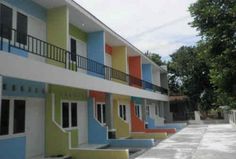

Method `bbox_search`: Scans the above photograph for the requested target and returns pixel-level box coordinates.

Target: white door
[26,98,45,159]
[77,102,88,144]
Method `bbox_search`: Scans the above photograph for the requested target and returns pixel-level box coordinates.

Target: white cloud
[75,0,199,57]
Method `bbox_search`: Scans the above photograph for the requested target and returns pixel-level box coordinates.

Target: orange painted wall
[130,102,145,132]
[89,91,105,102]
[105,44,112,55]
[128,56,142,87]
[130,101,176,134]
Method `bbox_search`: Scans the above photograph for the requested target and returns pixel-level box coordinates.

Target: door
[26,98,45,158]
[77,102,88,144]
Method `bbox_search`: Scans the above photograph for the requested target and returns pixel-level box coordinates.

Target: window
[16,12,27,45]
[146,106,150,116]
[135,104,142,119]
[0,4,13,40]
[96,103,106,124]
[0,99,26,136]
[62,102,77,129]
[13,100,25,134]
[0,99,10,135]
[70,38,77,61]
[119,105,126,120]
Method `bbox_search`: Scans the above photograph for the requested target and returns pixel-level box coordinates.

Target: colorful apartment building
[0,0,173,159]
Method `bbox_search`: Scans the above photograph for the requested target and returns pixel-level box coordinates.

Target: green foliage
[168,45,214,112]
[189,0,236,109]
[145,50,165,66]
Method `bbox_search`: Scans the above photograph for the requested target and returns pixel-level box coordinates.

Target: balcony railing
[0,24,168,95]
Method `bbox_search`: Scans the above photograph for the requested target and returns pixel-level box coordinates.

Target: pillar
[105,93,113,129]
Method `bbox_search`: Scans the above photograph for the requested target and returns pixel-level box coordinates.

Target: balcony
[0,25,168,95]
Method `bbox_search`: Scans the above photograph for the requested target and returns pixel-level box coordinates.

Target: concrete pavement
[135,124,236,159]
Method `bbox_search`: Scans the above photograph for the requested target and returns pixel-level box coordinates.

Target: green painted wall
[130,132,167,140]
[69,24,88,43]
[45,85,87,156]
[47,6,68,67]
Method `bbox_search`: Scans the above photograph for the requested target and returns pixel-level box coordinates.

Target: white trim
[95,102,106,124]
[134,104,142,120]
[60,100,79,129]
[0,97,26,138]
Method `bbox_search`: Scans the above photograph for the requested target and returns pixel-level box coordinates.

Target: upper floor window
[0,4,13,40]
[70,38,77,61]
[135,104,142,120]
[119,105,126,120]
[0,99,25,136]
[16,12,27,45]
[96,103,106,124]
[62,102,78,129]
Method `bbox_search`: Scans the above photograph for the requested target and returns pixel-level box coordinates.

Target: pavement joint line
[190,125,209,159]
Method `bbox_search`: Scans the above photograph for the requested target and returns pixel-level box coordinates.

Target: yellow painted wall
[113,99,130,138]
[112,46,128,84]
[47,6,68,67]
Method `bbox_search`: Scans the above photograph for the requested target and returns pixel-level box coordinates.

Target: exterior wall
[47,6,68,67]
[152,69,161,86]
[130,101,145,132]
[88,98,108,144]
[112,46,128,84]
[142,64,152,83]
[69,24,88,43]
[45,85,87,155]
[128,56,141,79]
[109,139,154,148]
[1,0,46,58]
[130,132,167,140]
[3,0,47,21]
[161,73,168,89]
[0,137,26,159]
[2,77,45,98]
[113,99,130,138]
[87,31,105,78]
[128,56,142,87]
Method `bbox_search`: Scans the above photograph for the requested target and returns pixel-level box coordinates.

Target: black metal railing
[0,24,168,95]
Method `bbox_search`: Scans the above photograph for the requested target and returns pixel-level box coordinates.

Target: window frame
[0,3,13,40]
[146,105,150,117]
[16,11,28,45]
[95,102,106,124]
[61,101,78,130]
[135,104,142,120]
[0,98,26,138]
[119,104,127,121]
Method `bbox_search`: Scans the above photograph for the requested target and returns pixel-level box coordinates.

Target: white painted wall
[149,104,156,119]
[152,69,161,86]
[25,98,45,159]
[28,17,46,62]
[105,53,112,67]
[77,101,88,144]
[0,52,169,101]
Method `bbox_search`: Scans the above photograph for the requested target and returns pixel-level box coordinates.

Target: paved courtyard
[136,124,236,159]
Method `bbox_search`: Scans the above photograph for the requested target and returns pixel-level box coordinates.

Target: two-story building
[0,0,172,159]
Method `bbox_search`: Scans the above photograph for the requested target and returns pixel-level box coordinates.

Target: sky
[75,0,200,61]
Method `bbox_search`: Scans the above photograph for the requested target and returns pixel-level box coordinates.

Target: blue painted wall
[2,76,45,98]
[109,138,154,148]
[87,98,109,144]
[142,64,153,89]
[3,0,47,21]
[146,116,155,129]
[0,136,26,159]
[87,31,105,78]
[1,42,28,57]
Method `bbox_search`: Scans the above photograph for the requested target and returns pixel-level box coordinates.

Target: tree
[168,45,214,112]
[189,0,236,109]
[145,50,165,66]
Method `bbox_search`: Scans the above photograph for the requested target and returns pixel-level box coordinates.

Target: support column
[105,93,113,129]
[142,99,147,121]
